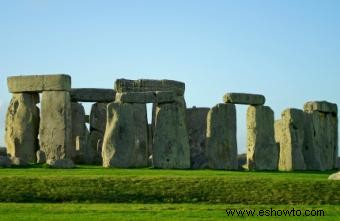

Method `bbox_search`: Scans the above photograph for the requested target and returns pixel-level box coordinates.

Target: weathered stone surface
[70,88,115,102]
[39,91,72,161]
[36,150,46,164]
[90,103,108,133]
[247,105,278,170]
[237,154,247,170]
[5,93,39,163]
[303,107,338,171]
[186,107,209,169]
[276,109,306,171]
[88,130,103,165]
[147,124,153,166]
[85,115,90,123]
[115,79,185,96]
[0,147,7,156]
[7,74,71,93]
[223,93,265,105]
[328,171,340,180]
[153,96,190,169]
[206,103,237,170]
[47,159,75,168]
[71,102,91,163]
[11,156,28,166]
[337,157,340,169]
[115,91,176,103]
[304,101,337,114]
[0,156,11,167]
[102,103,148,168]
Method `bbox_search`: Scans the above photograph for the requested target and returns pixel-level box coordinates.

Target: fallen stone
[47,159,75,168]
[90,103,108,133]
[186,107,209,169]
[0,147,7,156]
[70,88,116,102]
[276,109,306,171]
[102,102,148,168]
[0,156,11,167]
[206,103,238,170]
[7,74,71,93]
[115,91,176,103]
[247,105,278,170]
[223,93,265,105]
[36,150,46,164]
[328,171,340,180]
[39,91,72,161]
[115,79,185,96]
[153,96,190,169]
[5,93,39,163]
[304,101,337,114]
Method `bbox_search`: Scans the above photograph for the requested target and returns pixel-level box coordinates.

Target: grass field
[0,166,339,220]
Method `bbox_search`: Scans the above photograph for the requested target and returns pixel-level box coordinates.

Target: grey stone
[85,115,90,123]
[115,91,176,103]
[247,105,278,170]
[0,147,7,156]
[47,159,75,168]
[88,130,104,165]
[39,91,72,161]
[90,103,108,133]
[115,79,185,96]
[328,171,340,180]
[153,96,190,169]
[7,74,71,93]
[304,101,337,114]
[102,102,148,168]
[36,150,46,164]
[337,157,340,169]
[276,109,306,171]
[223,93,265,105]
[206,103,238,170]
[0,156,11,167]
[147,124,153,166]
[237,153,247,170]
[186,107,209,169]
[5,93,39,163]
[70,88,116,102]
[11,156,28,166]
[303,107,338,171]
[71,102,90,163]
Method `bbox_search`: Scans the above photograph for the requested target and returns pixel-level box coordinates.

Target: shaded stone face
[102,102,148,168]
[115,91,176,104]
[39,91,72,161]
[5,93,39,163]
[90,103,108,133]
[247,105,278,171]
[152,97,190,169]
[186,107,209,169]
[276,109,306,171]
[223,93,265,105]
[206,103,237,170]
[70,88,116,102]
[114,79,185,96]
[7,74,71,93]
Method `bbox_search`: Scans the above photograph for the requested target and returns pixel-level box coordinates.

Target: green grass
[0,166,338,205]
[0,203,339,220]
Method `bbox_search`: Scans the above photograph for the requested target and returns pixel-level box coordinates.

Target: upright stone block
[102,103,148,168]
[206,103,237,170]
[247,105,278,170]
[39,91,72,161]
[153,96,190,169]
[186,107,209,169]
[223,93,265,105]
[7,74,71,93]
[303,101,338,170]
[5,93,39,163]
[276,109,306,171]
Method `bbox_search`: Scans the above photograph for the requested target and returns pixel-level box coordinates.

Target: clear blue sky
[1,0,339,153]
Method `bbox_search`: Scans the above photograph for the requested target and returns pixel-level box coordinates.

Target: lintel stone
[115,91,176,103]
[303,101,337,114]
[223,93,265,105]
[70,88,116,102]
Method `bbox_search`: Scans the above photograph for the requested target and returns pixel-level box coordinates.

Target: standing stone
[36,150,46,164]
[153,96,190,169]
[303,101,338,170]
[276,109,306,171]
[5,93,39,163]
[71,102,91,163]
[186,107,209,169]
[206,103,237,170]
[102,103,148,168]
[89,102,108,164]
[39,91,72,161]
[247,105,278,170]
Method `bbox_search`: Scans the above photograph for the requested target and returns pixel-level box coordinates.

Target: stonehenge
[2,74,338,171]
